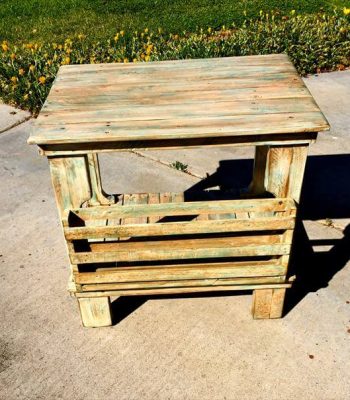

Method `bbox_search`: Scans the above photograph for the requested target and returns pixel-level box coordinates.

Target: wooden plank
[122,193,149,225]
[30,112,329,145]
[43,86,312,110]
[71,243,291,264]
[54,67,300,87]
[75,260,285,284]
[147,193,160,223]
[71,197,295,220]
[57,56,295,78]
[46,73,302,94]
[58,54,293,74]
[39,98,320,126]
[74,282,292,298]
[77,297,112,327]
[80,276,284,292]
[64,217,295,240]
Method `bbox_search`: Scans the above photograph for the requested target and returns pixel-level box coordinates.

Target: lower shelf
[63,192,297,295]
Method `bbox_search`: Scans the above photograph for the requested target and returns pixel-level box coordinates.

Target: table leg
[78,297,112,328]
[250,144,309,318]
[48,154,113,327]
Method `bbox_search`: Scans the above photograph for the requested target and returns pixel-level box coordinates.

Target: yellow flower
[62,56,70,65]
[344,7,350,15]
[207,27,212,33]
[291,9,296,15]
[1,42,8,52]
[78,34,85,40]
[10,76,18,84]
[23,94,29,101]
[174,34,179,40]
[144,28,149,33]
[10,53,16,60]
[146,44,153,55]
[120,30,124,37]
[38,76,46,84]
[114,33,119,41]
[18,68,25,76]
[46,59,53,66]
[123,58,129,63]
[133,58,137,63]
[145,55,150,62]
[58,44,63,50]
[29,65,35,72]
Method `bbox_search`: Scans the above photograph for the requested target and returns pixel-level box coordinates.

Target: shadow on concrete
[111,154,350,323]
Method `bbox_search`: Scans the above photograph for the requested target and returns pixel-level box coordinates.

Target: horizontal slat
[55,65,298,86]
[29,112,329,145]
[75,260,285,284]
[74,282,293,298]
[39,98,319,125]
[44,86,312,110]
[65,216,295,239]
[71,198,295,221]
[71,244,290,264]
[38,133,318,156]
[46,73,300,94]
[79,276,284,292]
[58,55,293,76]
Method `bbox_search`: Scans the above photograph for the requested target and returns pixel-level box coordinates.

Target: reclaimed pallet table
[28,54,329,327]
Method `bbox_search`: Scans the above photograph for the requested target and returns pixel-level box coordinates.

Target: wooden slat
[71,244,290,264]
[75,260,284,284]
[58,54,293,74]
[80,276,284,292]
[55,66,299,86]
[43,86,312,110]
[64,216,295,240]
[30,112,329,145]
[71,197,295,221]
[38,98,320,128]
[74,282,293,298]
[57,55,295,77]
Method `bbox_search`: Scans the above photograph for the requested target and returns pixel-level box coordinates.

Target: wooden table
[28,54,329,327]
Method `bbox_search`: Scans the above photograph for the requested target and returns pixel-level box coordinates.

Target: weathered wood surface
[65,216,295,239]
[29,54,329,147]
[252,288,286,319]
[74,282,292,298]
[65,193,295,265]
[77,297,112,327]
[68,197,295,220]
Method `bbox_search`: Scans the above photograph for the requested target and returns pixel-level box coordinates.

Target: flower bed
[1,11,349,114]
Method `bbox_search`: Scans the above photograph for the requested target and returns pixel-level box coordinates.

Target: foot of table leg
[77,297,112,327]
[252,288,286,319]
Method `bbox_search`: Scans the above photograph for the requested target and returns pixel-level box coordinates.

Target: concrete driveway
[1,71,350,400]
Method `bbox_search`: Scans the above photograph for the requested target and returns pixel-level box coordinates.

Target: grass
[170,161,189,173]
[0,0,349,44]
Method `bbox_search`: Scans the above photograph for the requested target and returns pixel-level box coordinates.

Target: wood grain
[29,55,329,146]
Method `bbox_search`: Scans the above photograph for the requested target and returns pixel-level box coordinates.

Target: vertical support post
[250,144,309,318]
[48,154,113,327]
[78,297,112,327]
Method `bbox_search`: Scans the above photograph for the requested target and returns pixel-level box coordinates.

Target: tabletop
[28,54,329,147]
